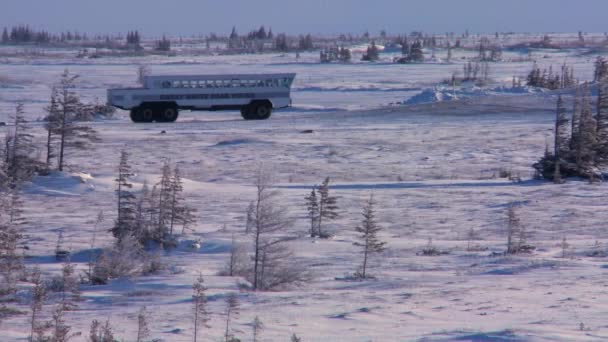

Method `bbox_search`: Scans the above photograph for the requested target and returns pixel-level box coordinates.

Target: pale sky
[1,0,606,36]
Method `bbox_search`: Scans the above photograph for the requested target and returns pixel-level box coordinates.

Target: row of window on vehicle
[156,78,293,89]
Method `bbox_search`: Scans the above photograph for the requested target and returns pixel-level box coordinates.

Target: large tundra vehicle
[107,73,296,122]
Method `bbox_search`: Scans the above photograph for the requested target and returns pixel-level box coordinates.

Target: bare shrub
[247,166,309,290]
[90,236,144,284]
[89,319,115,342]
[219,235,249,277]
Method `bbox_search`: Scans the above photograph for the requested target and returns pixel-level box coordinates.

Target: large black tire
[130,107,144,123]
[140,107,155,123]
[158,107,179,122]
[250,102,272,120]
[240,105,254,120]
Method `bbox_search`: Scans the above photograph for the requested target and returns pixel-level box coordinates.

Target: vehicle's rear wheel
[130,107,144,123]
[159,107,179,122]
[140,107,155,123]
[240,105,254,120]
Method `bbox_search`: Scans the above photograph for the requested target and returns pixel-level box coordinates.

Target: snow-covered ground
[1,40,608,341]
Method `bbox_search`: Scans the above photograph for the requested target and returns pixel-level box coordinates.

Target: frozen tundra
[107,73,296,122]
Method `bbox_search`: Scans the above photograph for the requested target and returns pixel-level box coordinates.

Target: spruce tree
[595,80,608,162]
[44,87,61,170]
[112,150,137,242]
[59,259,80,311]
[304,188,319,237]
[0,190,25,297]
[133,181,152,245]
[169,165,196,236]
[29,267,48,342]
[245,201,255,233]
[192,273,209,342]
[224,292,239,342]
[408,41,424,62]
[577,83,597,174]
[49,304,81,342]
[155,160,172,243]
[571,85,582,152]
[446,42,452,62]
[55,69,99,171]
[317,177,338,238]
[4,104,38,184]
[1,28,9,44]
[224,234,247,277]
[354,194,386,279]
[136,306,150,342]
[89,319,115,342]
[554,96,570,159]
[252,316,263,342]
[506,204,522,254]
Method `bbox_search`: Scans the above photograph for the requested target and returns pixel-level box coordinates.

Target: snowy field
[1,40,608,341]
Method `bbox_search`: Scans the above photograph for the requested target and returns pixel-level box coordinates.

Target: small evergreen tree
[133,181,153,245]
[49,304,81,342]
[550,96,569,183]
[155,35,171,51]
[1,28,9,44]
[224,292,239,342]
[155,159,172,244]
[304,188,319,237]
[577,84,597,174]
[59,259,80,311]
[252,316,263,342]
[223,234,247,277]
[54,69,99,171]
[354,194,386,278]
[595,80,608,162]
[317,177,338,238]
[44,87,61,170]
[362,41,380,62]
[0,190,25,297]
[408,41,425,62]
[4,104,39,184]
[29,267,48,342]
[112,150,137,242]
[136,306,150,342]
[594,57,608,82]
[89,319,115,342]
[169,165,196,236]
[192,273,209,342]
[506,204,521,254]
[446,42,452,62]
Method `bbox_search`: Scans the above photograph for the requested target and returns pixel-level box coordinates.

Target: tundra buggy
[107,73,296,122]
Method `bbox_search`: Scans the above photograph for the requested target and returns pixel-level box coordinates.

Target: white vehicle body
[107,73,296,122]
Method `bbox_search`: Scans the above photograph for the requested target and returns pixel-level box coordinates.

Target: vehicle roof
[145,73,296,81]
